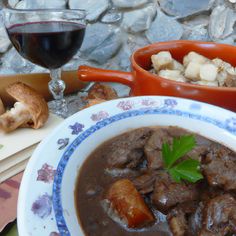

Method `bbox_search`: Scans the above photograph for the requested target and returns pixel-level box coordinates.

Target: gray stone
[101,8,123,23]
[121,4,156,33]
[183,25,210,41]
[117,45,131,71]
[25,0,67,9]
[88,30,122,64]
[112,0,148,8]
[108,83,130,97]
[2,0,236,78]
[209,5,236,40]
[8,0,19,8]
[216,37,235,45]
[0,1,5,8]
[80,23,113,55]
[146,9,183,43]
[158,0,212,18]
[80,23,123,64]
[15,0,27,9]
[63,53,104,71]
[0,26,11,53]
[69,0,109,22]
[127,34,150,51]
[182,14,209,27]
[214,0,235,8]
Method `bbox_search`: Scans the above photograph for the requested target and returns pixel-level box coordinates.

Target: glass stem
[48,68,68,117]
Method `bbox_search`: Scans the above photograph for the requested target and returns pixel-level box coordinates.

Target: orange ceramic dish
[78,40,236,112]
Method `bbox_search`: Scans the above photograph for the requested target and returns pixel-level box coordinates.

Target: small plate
[17,96,236,236]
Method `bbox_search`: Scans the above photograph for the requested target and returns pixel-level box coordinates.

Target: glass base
[48,94,87,119]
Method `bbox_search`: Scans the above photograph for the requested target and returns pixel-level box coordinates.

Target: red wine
[7,21,86,69]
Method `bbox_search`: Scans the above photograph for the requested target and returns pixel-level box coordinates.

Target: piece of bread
[87,83,118,100]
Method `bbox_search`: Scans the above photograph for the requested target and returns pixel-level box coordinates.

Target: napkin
[0,172,23,232]
[0,114,63,183]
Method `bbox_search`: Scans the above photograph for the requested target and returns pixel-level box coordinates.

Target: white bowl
[17,96,236,236]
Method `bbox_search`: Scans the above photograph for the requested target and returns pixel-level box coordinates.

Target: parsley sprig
[162,135,203,183]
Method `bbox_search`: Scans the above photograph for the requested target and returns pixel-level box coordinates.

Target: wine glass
[2,8,86,118]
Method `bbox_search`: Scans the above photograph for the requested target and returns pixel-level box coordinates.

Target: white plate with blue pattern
[17,96,236,236]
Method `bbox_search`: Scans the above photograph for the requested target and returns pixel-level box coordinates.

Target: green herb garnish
[162,135,203,183]
[0,144,3,150]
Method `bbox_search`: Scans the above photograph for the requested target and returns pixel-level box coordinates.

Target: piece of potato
[151,51,184,73]
[217,71,236,87]
[151,51,173,72]
[212,58,236,75]
[172,60,184,72]
[106,179,154,228]
[184,62,201,81]
[216,71,228,86]
[213,58,236,86]
[199,63,218,81]
[151,50,236,88]
[225,74,236,87]
[183,51,208,67]
[158,70,187,82]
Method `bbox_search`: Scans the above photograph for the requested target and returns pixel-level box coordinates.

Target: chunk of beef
[202,144,236,191]
[166,126,190,137]
[199,182,225,202]
[144,129,170,170]
[132,171,158,194]
[107,128,152,168]
[126,148,144,168]
[167,210,186,236]
[152,171,199,213]
[167,202,198,236]
[168,127,211,161]
[200,194,236,235]
[189,185,225,235]
[144,127,211,170]
[188,135,211,161]
[189,203,204,235]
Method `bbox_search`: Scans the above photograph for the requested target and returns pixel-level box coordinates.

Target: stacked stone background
[0,0,236,74]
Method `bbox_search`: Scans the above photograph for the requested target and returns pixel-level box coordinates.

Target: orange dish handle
[78,65,134,87]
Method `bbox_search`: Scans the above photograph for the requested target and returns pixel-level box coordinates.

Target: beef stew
[75,127,236,236]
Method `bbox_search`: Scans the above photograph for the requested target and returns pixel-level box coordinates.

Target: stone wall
[0,0,236,74]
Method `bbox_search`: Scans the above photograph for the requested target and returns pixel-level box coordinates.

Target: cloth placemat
[0,172,23,232]
[0,114,63,161]
[0,114,63,183]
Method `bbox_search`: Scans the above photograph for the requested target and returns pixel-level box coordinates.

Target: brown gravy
[75,126,236,236]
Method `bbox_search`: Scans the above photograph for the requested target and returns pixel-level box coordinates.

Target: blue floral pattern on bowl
[225,117,236,132]
[57,138,70,150]
[90,111,109,122]
[69,122,84,135]
[31,193,52,219]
